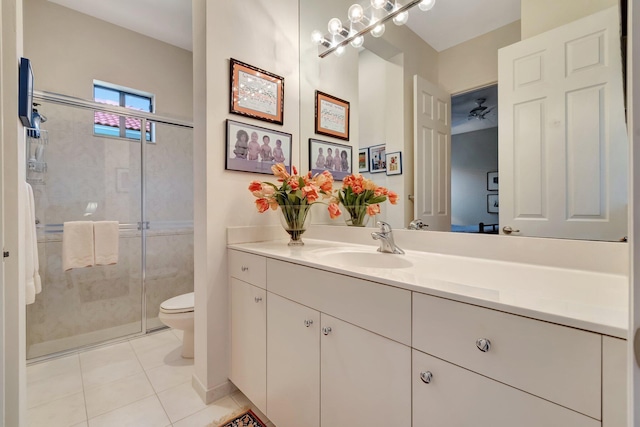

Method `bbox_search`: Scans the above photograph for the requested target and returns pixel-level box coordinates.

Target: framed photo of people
[225,119,292,174]
[314,91,350,141]
[358,148,370,173]
[230,58,284,125]
[385,151,402,176]
[309,138,353,181]
[368,144,386,173]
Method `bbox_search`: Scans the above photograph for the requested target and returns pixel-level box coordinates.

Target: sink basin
[316,250,414,269]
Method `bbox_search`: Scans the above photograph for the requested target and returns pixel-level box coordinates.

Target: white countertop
[228,239,629,338]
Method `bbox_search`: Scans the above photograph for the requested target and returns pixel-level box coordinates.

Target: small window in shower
[93,81,155,142]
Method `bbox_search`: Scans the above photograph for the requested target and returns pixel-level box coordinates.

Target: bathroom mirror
[299,0,629,242]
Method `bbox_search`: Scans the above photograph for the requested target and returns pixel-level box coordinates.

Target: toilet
[158,292,194,358]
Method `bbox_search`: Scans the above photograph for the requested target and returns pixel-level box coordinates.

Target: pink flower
[255,198,270,213]
[328,203,342,219]
[293,165,298,175]
[367,204,380,216]
[271,163,290,180]
[388,191,398,205]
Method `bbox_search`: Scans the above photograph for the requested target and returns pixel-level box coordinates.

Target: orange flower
[288,176,300,190]
[255,198,270,213]
[367,204,381,216]
[388,190,398,204]
[314,170,334,193]
[374,186,388,197]
[269,198,279,210]
[248,181,262,192]
[328,203,341,219]
[271,163,290,180]
[293,165,298,175]
[363,178,377,191]
[302,185,319,203]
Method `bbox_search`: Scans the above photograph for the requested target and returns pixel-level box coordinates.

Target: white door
[498,6,628,240]
[320,314,411,427]
[266,293,320,427]
[413,75,451,231]
[229,278,267,413]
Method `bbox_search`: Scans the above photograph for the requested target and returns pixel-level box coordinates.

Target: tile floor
[27,329,274,427]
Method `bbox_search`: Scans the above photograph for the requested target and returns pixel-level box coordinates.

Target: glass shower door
[143,120,194,331]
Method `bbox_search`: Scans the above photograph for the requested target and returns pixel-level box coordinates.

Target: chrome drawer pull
[476,338,491,352]
[304,319,313,327]
[322,326,332,335]
[254,296,263,303]
[241,266,249,272]
[420,371,433,384]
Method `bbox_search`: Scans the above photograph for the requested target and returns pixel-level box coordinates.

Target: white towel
[25,183,41,305]
[62,221,95,271]
[94,221,119,266]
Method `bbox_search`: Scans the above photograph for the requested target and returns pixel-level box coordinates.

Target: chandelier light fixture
[312,0,437,58]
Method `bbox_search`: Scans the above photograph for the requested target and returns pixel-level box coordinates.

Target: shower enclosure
[26,92,193,360]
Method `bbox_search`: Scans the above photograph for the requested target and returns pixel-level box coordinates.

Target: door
[413,75,451,231]
[498,6,627,240]
[267,293,320,427]
[229,278,266,413]
[320,314,411,427]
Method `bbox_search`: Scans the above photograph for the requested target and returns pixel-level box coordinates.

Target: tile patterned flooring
[27,329,274,427]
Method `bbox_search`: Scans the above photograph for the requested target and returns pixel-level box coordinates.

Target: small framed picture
[487,171,498,191]
[368,144,386,173]
[487,194,499,213]
[309,138,353,181]
[225,119,292,175]
[230,58,284,125]
[385,151,402,176]
[358,148,370,173]
[315,91,350,141]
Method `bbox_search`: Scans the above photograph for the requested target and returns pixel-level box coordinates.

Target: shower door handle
[137,221,150,231]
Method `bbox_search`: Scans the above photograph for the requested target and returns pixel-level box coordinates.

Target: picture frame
[368,144,386,173]
[225,119,292,175]
[487,171,498,191]
[315,90,350,141]
[18,57,34,127]
[358,148,370,173]
[309,138,353,181]
[385,151,402,176]
[230,58,284,125]
[487,194,499,214]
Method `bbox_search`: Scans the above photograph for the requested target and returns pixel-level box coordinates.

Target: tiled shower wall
[26,101,193,358]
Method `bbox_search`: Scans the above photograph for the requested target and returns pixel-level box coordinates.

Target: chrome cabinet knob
[254,296,263,303]
[322,326,332,335]
[476,338,491,352]
[241,266,249,272]
[502,226,520,234]
[304,319,313,327]
[420,371,433,384]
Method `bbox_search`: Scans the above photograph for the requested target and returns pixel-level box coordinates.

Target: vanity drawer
[412,293,601,419]
[228,250,267,289]
[267,259,411,345]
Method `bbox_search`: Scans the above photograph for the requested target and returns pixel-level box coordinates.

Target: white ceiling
[48,0,520,54]
[451,84,498,135]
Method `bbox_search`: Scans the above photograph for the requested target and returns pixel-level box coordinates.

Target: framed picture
[487,171,498,191]
[315,91,350,141]
[18,57,34,127]
[230,58,284,125]
[225,119,292,175]
[487,194,499,213]
[309,138,353,181]
[358,148,370,173]
[368,144,386,173]
[385,151,402,176]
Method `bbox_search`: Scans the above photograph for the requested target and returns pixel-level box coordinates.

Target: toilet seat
[160,292,194,314]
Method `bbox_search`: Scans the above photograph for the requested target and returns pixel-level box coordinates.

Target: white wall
[193,0,300,402]
[521,0,617,39]
[451,127,499,226]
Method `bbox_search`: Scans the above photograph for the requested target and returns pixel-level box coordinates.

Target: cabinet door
[229,278,266,413]
[412,350,600,427]
[603,336,627,427]
[267,293,320,427]
[321,314,411,427]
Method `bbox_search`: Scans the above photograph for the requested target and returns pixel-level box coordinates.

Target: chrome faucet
[371,221,405,254]
[408,219,428,230]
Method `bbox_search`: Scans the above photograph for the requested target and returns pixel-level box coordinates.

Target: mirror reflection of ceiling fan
[468,98,496,120]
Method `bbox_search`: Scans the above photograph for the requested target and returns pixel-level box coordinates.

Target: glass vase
[342,205,371,227]
[279,205,312,246]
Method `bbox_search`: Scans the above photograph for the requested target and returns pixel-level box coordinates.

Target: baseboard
[192,375,238,405]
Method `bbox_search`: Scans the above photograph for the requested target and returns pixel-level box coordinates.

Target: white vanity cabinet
[228,251,267,414]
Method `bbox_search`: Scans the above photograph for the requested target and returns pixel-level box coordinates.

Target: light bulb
[335,45,346,57]
[418,0,436,11]
[371,23,385,37]
[351,35,364,48]
[370,0,386,9]
[311,30,323,45]
[392,11,409,25]
[328,18,343,36]
[348,4,364,22]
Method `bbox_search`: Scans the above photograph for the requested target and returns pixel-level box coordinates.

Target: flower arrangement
[248,164,335,245]
[331,173,398,226]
